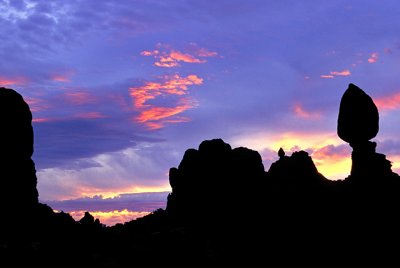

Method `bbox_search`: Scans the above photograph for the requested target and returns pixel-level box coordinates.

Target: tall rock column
[0,87,39,211]
[337,83,393,181]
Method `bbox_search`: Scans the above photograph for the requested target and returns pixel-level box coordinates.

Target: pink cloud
[320,75,334,79]
[312,144,350,161]
[129,74,203,129]
[141,44,217,68]
[293,104,321,119]
[32,117,54,123]
[195,47,218,57]
[368,52,378,63]
[320,69,351,79]
[330,69,351,76]
[375,92,400,111]
[0,75,27,86]
[64,91,97,105]
[170,51,205,63]
[25,97,49,112]
[76,112,108,119]
[51,70,74,82]
[384,48,393,54]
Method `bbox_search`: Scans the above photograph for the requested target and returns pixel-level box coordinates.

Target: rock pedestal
[337,84,396,182]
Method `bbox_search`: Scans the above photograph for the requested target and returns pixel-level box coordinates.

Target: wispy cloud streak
[141,44,217,68]
[130,74,203,129]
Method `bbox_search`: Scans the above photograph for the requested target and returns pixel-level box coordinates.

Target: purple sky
[2,0,400,223]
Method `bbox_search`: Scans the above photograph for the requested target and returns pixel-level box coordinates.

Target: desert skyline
[2,0,400,225]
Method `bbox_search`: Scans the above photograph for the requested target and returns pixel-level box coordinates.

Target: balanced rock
[0,87,38,210]
[337,83,379,145]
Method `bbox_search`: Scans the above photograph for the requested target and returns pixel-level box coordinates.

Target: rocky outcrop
[0,87,38,211]
[166,139,265,219]
[337,84,397,182]
[267,149,327,187]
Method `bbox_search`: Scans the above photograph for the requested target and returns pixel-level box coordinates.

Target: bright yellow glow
[231,131,351,180]
[67,209,151,226]
[313,155,351,180]
[387,154,400,174]
[75,185,171,200]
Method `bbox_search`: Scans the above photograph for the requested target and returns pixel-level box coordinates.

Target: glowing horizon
[2,1,400,222]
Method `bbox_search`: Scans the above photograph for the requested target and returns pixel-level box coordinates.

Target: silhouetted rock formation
[267,149,327,187]
[337,84,398,182]
[3,85,400,266]
[338,83,379,145]
[167,139,265,221]
[0,87,38,212]
[278,147,285,158]
[79,211,95,225]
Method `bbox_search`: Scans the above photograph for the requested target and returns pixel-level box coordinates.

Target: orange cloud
[375,92,400,111]
[170,51,205,63]
[368,52,378,63]
[130,74,203,129]
[136,105,192,123]
[141,45,217,68]
[294,104,321,119]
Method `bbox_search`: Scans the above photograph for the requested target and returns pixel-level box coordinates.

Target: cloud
[45,192,169,211]
[368,52,378,63]
[25,97,49,112]
[37,146,174,200]
[170,51,206,63]
[320,69,351,79]
[141,44,217,68]
[64,91,97,105]
[49,192,168,226]
[320,75,334,79]
[76,112,108,119]
[51,71,74,82]
[330,69,351,76]
[374,92,400,111]
[137,106,191,121]
[293,104,322,119]
[129,74,203,129]
[312,144,350,161]
[0,75,27,86]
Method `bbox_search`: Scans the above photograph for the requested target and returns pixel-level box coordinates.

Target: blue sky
[2,0,400,224]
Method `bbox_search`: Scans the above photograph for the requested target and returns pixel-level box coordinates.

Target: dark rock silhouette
[2,85,400,266]
[79,211,95,225]
[166,138,265,222]
[267,149,327,186]
[338,83,379,145]
[338,83,398,181]
[278,147,285,158]
[0,87,38,212]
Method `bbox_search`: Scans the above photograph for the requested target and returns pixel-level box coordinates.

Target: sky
[2,0,400,225]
